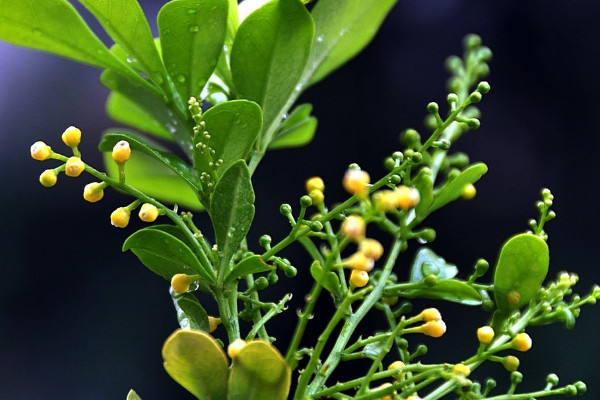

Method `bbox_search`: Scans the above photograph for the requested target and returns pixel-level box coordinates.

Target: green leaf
[99,130,200,192]
[126,389,142,400]
[210,161,255,273]
[363,339,387,358]
[148,224,195,247]
[409,247,458,283]
[195,100,262,176]
[77,0,167,86]
[231,0,314,150]
[158,0,229,102]
[103,151,202,210]
[493,233,549,313]
[123,227,214,283]
[269,104,317,149]
[426,163,488,215]
[163,330,228,400]
[106,92,173,140]
[238,0,273,22]
[225,255,274,284]
[101,68,193,153]
[413,168,433,219]
[309,261,341,299]
[403,279,483,306]
[306,0,398,85]
[171,292,210,331]
[228,340,291,400]
[0,0,124,69]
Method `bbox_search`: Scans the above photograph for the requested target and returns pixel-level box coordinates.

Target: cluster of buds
[305,176,325,205]
[404,308,447,338]
[372,185,420,213]
[31,126,85,187]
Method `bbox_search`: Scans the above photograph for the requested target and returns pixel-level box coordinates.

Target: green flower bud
[427,102,439,114]
[477,81,491,94]
[280,203,292,216]
[546,373,559,387]
[259,234,272,248]
[300,195,313,208]
[310,221,323,232]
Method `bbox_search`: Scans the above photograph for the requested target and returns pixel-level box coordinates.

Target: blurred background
[1,0,600,398]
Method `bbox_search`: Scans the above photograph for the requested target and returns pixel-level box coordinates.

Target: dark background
[2,0,600,398]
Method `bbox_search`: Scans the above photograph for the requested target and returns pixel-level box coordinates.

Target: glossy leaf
[238,0,273,22]
[158,0,229,102]
[403,279,483,306]
[0,0,125,70]
[103,151,202,210]
[195,100,262,176]
[123,227,214,282]
[99,130,200,192]
[106,92,172,139]
[126,390,142,400]
[426,163,488,215]
[210,161,255,272]
[148,224,194,247]
[171,292,210,331]
[413,167,433,219]
[310,261,341,299]
[306,0,398,85]
[494,233,549,313]
[269,104,317,149]
[228,340,291,400]
[78,0,167,86]
[409,247,458,283]
[163,330,228,400]
[225,255,274,284]
[231,0,314,150]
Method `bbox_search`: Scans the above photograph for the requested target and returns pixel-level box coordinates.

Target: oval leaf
[225,255,274,284]
[158,0,229,101]
[269,116,317,149]
[494,233,549,313]
[163,330,228,400]
[413,167,433,219]
[210,161,255,273]
[228,340,291,400]
[409,247,458,283]
[123,228,214,283]
[309,261,341,299]
[106,92,172,140]
[231,0,314,151]
[426,163,488,215]
[403,279,483,306]
[171,292,210,331]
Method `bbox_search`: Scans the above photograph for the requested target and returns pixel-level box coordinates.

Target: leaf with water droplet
[409,247,458,283]
[269,103,317,149]
[171,291,210,331]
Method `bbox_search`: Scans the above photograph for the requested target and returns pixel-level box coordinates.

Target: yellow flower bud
[421,320,446,338]
[477,326,495,344]
[30,141,52,161]
[227,338,246,358]
[406,397,422,400]
[305,176,325,193]
[388,360,405,379]
[420,308,442,322]
[376,382,394,400]
[503,355,520,372]
[61,126,81,147]
[359,238,384,260]
[350,269,369,288]
[461,183,476,200]
[138,203,159,222]
[394,186,420,210]
[112,140,131,164]
[171,273,194,294]
[341,215,366,242]
[83,182,104,203]
[372,190,399,213]
[452,363,470,377]
[511,332,532,352]
[110,207,130,228]
[309,189,324,205]
[208,316,221,333]
[65,156,85,177]
[345,252,375,272]
[39,169,57,187]
[343,169,370,198]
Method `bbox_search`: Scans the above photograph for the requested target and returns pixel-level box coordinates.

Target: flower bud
[350,269,369,288]
[208,316,221,333]
[421,320,446,337]
[39,169,58,187]
[30,141,52,161]
[305,176,325,193]
[341,215,366,242]
[83,182,105,203]
[171,273,196,294]
[359,238,384,260]
[308,189,324,205]
[138,203,159,222]
[372,190,399,213]
[511,332,532,352]
[388,360,405,379]
[452,363,470,377]
[394,186,420,210]
[420,308,442,322]
[112,140,131,164]
[65,156,85,177]
[375,382,394,400]
[227,338,246,358]
[61,126,81,147]
[110,207,131,228]
[343,169,370,198]
[346,252,374,272]
[503,355,520,372]
[461,183,477,200]
[477,326,495,344]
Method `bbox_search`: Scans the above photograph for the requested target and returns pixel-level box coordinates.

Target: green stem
[246,293,292,340]
[244,274,269,340]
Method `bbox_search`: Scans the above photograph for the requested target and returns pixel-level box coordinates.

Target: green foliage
[225,255,274,284]
[171,292,211,332]
[269,103,318,149]
[126,390,142,400]
[310,260,342,299]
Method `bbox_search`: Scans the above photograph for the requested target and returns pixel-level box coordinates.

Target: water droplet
[189,25,200,33]
[189,281,199,291]
[295,83,303,92]
[126,55,138,64]
[166,124,177,134]
[182,265,191,270]
[176,74,187,83]
[187,8,197,14]
[180,318,190,329]
[417,238,428,244]
[282,113,289,121]
[316,35,324,43]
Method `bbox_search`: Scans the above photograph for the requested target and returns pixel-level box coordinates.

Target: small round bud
[384,157,396,171]
[427,102,439,114]
[112,140,131,164]
[208,316,221,333]
[39,169,58,187]
[61,126,82,147]
[574,381,587,395]
[403,129,421,146]
[546,373,559,386]
[227,338,246,358]
[310,220,323,232]
[375,382,394,400]
[83,182,105,203]
[467,118,481,129]
[417,228,436,243]
[447,93,459,105]
[280,203,292,216]
[507,290,521,306]
[388,360,405,379]
[461,183,477,200]
[346,252,375,272]
[482,299,495,311]
[477,47,493,62]
[390,174,402,184]
[564,385,577,397]
[445,55,463,72]
[475,259,489,274]
[477,326,495,344]
[464,34,482,49]
[503,355,520,372]
[359,239,384,260]
[139,203,159,222]
[341,215,366,242]
[65,156,85,177]
[255,276,269,290]
[424,274,438,287]
[343,169,370,198]
[421,320,446,337]
[300,195,313,208]
[305,176,325,193]
[411,152,423,163]
[309,189,324,205]
[394,186,420,210]
[283,265,297,278]
[31,141,52,161]
[171,273,194,294]
[372,190,399,213]
[469,92,482,103]
[259,234,272,248]
[477,81,491,94]
[421,308,442,321]
[511,371,523,384]
[350,269,369,288]
[110,207,131,228]
[511,332,532,352]
[452,363,470,377]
